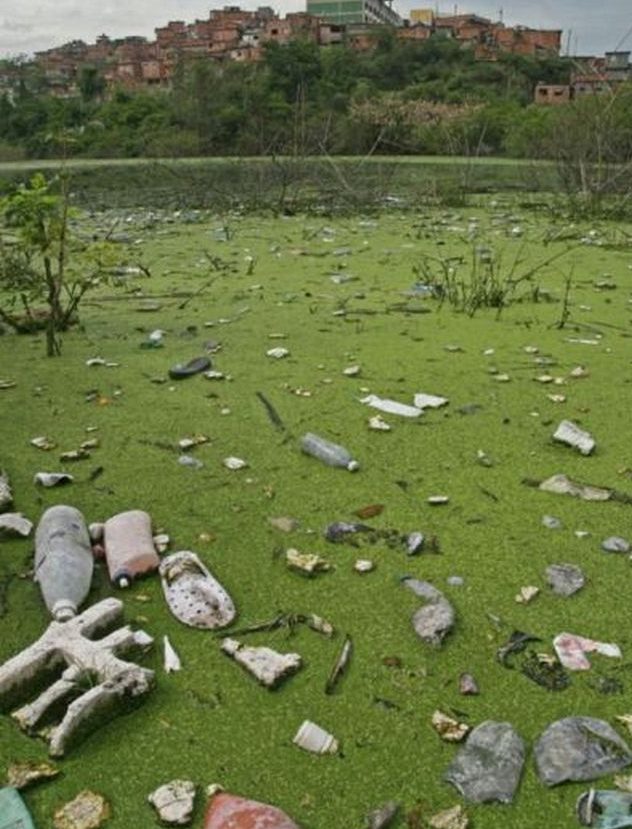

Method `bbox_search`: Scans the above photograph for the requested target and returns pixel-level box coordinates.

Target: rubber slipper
[168,356,211,380]
[159,551,236,629]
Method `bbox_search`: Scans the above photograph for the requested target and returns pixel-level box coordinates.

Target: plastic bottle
[204,785,300,829]
[0,788,35,829]
[300,432,359,471]
[104,509,160,588]
[34,505,93,621]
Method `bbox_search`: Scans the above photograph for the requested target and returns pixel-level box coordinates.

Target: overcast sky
[0,0,630,58]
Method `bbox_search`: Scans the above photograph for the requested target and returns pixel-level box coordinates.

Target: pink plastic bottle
[103,510,160,587]
[204,786,300,829]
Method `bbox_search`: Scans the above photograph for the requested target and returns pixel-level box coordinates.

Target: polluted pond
[3,201,632,828]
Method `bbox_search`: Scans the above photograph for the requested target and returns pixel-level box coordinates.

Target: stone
[0,513,33,537]
[546,564,585,597]
[403,578,455,647]
[148,780,196,825]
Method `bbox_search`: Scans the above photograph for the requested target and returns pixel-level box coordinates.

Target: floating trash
[360,394,421,418]
[148,779,196,826]
[163,635,182,674]
[535,717,632,786]
[368,416,391,432]
[221,638,302,689]
[403,578,455,647]
[459,673,479,695]
[293,720,339,754]
[515,586,540,604]
[285,548,331,576]
[354,559,375,573]
[602,536,630,554]
[553,420,595,455]
[364,801,400,829]
[53,790,110,829]
[7,760,60,790]
[300,433,359,471]
[160,551,236,630]
[31,436,55,451]
[431,710,470,742]
[204,786,300,829]
[0,513,33,537]
[576,789,632,828]
[266,347,289,359]
[325,635,352,695]
[223,457,248,471]
[429,804,469,829]
[445,721,525,803]
[413,393,449,410]
[34,472,74,488]
[0,471,12,511]
[553,633,621,671]
[546,564,585,597]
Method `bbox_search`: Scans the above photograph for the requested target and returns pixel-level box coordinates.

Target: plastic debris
[293,720,339,754]
[368,415,391,432]
[31,436,56,450]
[428,495,449,505]
[178,455,204,470]
[602,537,630,554]
[153,533,170,553]
[164,635,182,673]
[325,635,352,694]
[53,790,110,829]
[34,505,93,621]
[204,786,300,829]
[614,775,632,793]
[0,598,154,756]
[553,633,621,671]
[160,551,236,630]
[7,760,60,790]
[445,721,525,803]
[546,564,585,597]
[268,516,299,533]
[148,779,196,826]
[223,457,248,470]
[429,805,469,829]
[0,471,12,511]
[364,801,400,829]
[0,513,33,537]
[406,532,425,555]
[104,510,159,588]
[537,474,614,502]
[403,578,455,647]
[360,394,421,418]
[169,356,211,380]
[535,717,632,786]
[542,515,562,529]
[300,432,359,471]
[34,472,74,487]
[266,347,289,359]
[0,787,35,829]
[354,559,375,573]
[431,710,470,742]
[459,673,479,695]
[221,638,301,688]
[515,586,540,604]
[413,392,449,410]
[285,548,331,576]
[343,365,360,376]
[576,789,632,828]
[553,420,596,455]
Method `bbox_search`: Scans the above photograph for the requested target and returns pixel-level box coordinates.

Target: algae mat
[1,201,632,828]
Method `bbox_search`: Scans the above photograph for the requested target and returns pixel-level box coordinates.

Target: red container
[204,790,300,829]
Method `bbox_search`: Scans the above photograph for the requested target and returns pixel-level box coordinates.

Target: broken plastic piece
[169,356,211,380]
[431,710,470,742]
[35,505,94,621]
[164,635,182,673]
[0,787,35,829]
[354,559,375,573]
[34,472,74,488]
[576,789,632,828]
[602,537,630,554]
[266,347,289,359]
[221,638,301,688]
[515,586,540,604]
[300,433,359,471]
[0,471,13,511]
[553,420,596,455]
[429,805,469,829]
[160,551,236,630]
[546,564,585,597]
[53,790,110,829]
[7,760,60,790]
[413,392,449,410]
[535,717,632,786]
[204,786,300,829]
[0,598,154,756]
[223,457,248,470]
[325,635,352,694]
[0,513,33,537]
[104,510,160,588]
[444,721,525,803]
[31,436,56,450]
[537,474,614,502]
[360,394,421,418]
[293,720,339,754]
[403,578,455,647]
[285,548,331,575]
[553,633,621,671]
[368,415,391,432]
[148,779,196,825]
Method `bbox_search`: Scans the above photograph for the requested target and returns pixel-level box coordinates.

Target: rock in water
[444,721,525,803]
[403,578,455,646]
[148,780,196,825]
[546,564,585,597]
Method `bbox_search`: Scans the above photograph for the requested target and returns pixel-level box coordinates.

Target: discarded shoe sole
[168,357,211,380]
[159,551,236,629]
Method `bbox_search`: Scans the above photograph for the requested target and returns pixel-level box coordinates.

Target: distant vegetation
[0,37,576,160]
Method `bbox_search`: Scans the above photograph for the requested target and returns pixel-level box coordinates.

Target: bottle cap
[347,460,360,472]
[52,599,77,621]
[117,576,130,588]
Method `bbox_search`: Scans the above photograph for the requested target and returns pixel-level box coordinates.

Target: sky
[0,0,630,58]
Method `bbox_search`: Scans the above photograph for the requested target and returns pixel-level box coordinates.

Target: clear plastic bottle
[300,432,359,471]
[34,505,93,621]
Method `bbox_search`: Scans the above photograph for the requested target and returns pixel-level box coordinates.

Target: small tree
[0,173,108,355]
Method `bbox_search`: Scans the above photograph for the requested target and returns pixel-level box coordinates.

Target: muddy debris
[6,760,60,790]
[53,790,110,829]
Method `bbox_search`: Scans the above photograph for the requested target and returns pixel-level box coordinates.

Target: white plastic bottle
[34,505,93,621]
[300,433,359,471]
